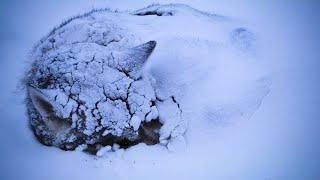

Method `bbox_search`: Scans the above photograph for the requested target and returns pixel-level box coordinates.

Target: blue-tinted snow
[0,0,319,179]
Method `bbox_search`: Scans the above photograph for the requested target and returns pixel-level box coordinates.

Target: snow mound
[23,3,269,154]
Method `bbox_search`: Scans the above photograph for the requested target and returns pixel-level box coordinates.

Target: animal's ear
[28,86,57,118]
[118,41,157,79]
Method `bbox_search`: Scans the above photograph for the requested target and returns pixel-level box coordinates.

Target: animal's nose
[138,119,162,145]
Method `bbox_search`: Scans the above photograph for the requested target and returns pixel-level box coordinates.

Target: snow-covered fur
[24,4,269,153]
[24,6,185,152]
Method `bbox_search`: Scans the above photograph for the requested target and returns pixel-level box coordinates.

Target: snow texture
[23,3,269,153]
[24,6,186,151]
[2,0,319,179]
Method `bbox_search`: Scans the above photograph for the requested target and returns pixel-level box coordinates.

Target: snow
[0,0,320,179]
[96,145,112,157]
[167,135,186,152]
[130,115,142,131]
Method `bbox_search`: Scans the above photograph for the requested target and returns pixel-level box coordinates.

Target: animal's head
[26,40,160,151]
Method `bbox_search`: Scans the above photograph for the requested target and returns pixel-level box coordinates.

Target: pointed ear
[119,41,156,78]
[28,86,57,118]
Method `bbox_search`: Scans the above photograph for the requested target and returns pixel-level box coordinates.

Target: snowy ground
[0,0,320,179]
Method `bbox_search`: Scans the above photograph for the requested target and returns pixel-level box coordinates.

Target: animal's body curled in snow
[24,4,269,154]
[26,41,169,153]
[24,6,188,153]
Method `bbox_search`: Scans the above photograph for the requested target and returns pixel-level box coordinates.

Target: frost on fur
[24,4,268,154]
[24,8,184,153]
